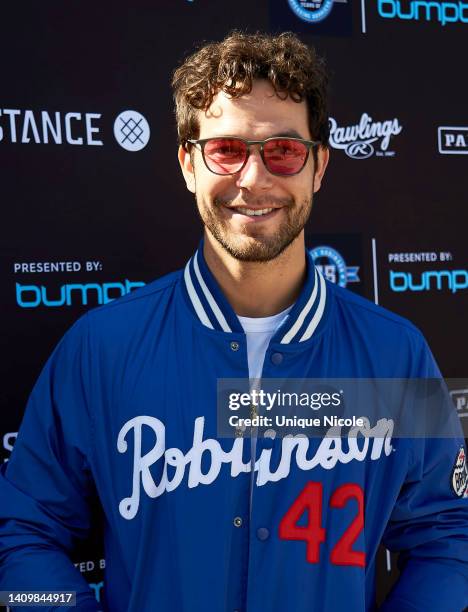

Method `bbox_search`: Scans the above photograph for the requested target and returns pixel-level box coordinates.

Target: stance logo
[113,110,150,152]
[329,113,402,159]
[0,109,102,146]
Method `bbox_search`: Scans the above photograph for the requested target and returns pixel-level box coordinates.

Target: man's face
[179,79,328,262]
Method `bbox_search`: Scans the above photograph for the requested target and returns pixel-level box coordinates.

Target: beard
[195,192,314,263]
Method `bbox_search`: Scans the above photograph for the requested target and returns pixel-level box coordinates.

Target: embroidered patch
[451,447,468,498]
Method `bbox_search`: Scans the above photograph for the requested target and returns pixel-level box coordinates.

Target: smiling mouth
[229,206,276,217]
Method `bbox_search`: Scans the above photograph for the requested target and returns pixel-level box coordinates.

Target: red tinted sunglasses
[186,136,320,177]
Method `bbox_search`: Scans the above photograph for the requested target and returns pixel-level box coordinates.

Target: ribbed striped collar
[183,241,328,344]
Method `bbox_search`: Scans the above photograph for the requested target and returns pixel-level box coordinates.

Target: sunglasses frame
[185,136,320,177]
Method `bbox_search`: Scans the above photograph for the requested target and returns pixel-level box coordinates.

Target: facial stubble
[195,189,314,263]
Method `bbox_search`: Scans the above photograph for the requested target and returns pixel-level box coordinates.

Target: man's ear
[312,146,330,194]
[178,145,196,194]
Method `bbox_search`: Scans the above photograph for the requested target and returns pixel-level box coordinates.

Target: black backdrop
[1,1,467,609]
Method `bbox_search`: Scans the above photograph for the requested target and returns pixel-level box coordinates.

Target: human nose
[235,146,274,190]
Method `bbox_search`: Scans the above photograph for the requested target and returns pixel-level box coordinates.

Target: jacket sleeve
[0,314,99,611]
[380,336,468,611]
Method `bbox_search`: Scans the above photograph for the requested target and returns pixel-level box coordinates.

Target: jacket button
[233,517,243,527]
[271,352,283,365]
[235,423,245,438]
[230,341,240,351]
[256,527,270,541]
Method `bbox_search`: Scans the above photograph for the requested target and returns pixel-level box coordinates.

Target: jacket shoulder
[325,281,439,376]
[77,268,184,345]
[87,268,182,317]
[327,280,424,339]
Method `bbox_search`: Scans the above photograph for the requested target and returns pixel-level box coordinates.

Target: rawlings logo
[329,113,403,158]
[117,416,394,520]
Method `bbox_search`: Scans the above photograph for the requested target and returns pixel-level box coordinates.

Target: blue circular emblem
[309,246,347,287]
[287,0,335,23]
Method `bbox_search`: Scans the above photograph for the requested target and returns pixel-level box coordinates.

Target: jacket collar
[183,240,328,344]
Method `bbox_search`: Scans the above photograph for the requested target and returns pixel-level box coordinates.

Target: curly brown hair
[172,31,330,151]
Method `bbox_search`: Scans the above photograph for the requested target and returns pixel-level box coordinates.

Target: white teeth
[233,207,274,216]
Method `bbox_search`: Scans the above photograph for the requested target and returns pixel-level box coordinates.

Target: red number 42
[279,482,365,567]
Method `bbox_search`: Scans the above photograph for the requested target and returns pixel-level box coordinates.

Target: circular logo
[113,110,150,152]
[287,0,334,23]
[309,246,347,287]
[345,141,375,159]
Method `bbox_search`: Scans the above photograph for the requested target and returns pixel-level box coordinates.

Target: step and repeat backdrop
[1,0,467,609]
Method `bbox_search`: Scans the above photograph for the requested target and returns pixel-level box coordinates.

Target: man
[0,31,467,612]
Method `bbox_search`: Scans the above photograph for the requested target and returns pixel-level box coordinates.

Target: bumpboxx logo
[309,246,360,288]
[329,113,403,159]
[16,280,146,309]
[377,0,468,25]
[389,270,468,293]
[13,260,147,309]
[0,108,150,151]
[387,251,468,295]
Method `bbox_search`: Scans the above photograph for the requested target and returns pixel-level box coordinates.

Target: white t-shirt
[237,304,293,381]
[237,304,293,511]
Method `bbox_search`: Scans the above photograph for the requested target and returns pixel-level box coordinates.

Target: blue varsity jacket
[0,242,467,611]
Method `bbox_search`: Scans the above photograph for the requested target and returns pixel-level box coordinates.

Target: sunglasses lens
[203,138,247,174]
[264,139,308,175]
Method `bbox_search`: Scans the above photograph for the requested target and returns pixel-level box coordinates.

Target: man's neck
[203,231,307,318]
